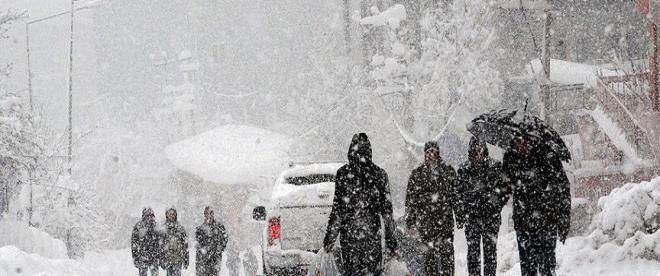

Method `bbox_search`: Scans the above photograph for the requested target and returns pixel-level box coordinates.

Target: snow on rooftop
[165,124,292,185]
[360,4,407,29]
[589,106,642,174]
[530,59,620,88]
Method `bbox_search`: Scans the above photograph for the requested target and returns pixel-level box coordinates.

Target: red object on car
[268,217,280,246]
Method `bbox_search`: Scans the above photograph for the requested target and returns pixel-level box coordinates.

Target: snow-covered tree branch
[364,1,503,162]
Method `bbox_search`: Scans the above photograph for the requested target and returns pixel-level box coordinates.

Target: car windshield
[285,174,335,186]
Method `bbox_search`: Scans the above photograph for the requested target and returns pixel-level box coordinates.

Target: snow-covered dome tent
[164,124,292,250]
[165,124,292,186]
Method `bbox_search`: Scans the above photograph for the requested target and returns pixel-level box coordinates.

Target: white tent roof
[165,124,292,185]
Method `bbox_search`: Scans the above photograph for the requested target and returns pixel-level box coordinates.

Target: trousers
[516,230,557,276]
[465,222,498,276]
[138,264,159,276]
[423,235,454,276]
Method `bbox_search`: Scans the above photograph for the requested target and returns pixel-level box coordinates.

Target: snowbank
[0,221,68,259]
[547,177,660,275]
[494,177,660,275]
[590,177,660,244]
[0,246,102,276]
[165,125,292,185]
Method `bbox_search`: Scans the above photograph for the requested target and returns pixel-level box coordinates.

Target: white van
[252,162,343,276]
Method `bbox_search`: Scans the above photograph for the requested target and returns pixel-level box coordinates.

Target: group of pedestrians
[131,206,228,276]
[323,133,571,276]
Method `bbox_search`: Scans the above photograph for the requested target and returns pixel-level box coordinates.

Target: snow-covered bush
[563,177,660,262]
[590,177,660,245]
[364,1,502,164]
[0,10,41,220]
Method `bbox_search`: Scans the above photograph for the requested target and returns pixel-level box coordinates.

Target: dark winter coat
[503,141,571,239]
[457,158,509,229]
[323,133,398,273]
[405,158,462,242]
[131,219,161,266]
[195,220,228,266]
[161,211,189,268]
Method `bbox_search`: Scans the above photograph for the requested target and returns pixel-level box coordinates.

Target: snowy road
[3,229,659,276]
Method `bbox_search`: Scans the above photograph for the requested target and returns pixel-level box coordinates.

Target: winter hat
[424,141,439,153]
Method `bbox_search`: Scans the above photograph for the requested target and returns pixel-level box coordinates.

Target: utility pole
[650,21,659,111]
[67,0,75,175]
[344,0,351,56]
[25,3,99,116]
[541,9,552,80]
[25,24,34,113]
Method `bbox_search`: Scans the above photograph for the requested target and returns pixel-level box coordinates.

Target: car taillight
[268,217,280,246]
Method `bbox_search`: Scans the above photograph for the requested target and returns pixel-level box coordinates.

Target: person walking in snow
[323,133,399,276]
[195,206,228,276]
[405,141,463,276]
[161,208,189,276]
[131,207,161,276]
[457,137,510,276]
[503,135,571,276]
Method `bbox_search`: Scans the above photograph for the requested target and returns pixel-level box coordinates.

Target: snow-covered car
[252,162,343,276]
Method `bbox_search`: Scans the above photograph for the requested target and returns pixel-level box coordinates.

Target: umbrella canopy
[467,109,571,161]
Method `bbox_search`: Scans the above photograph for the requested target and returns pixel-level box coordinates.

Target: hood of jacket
[347,133,372,166]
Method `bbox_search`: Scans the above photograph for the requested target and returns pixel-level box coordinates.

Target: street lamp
[23,0,101,226]
[24,0,102,175]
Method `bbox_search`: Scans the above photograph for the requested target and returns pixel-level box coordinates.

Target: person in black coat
[131,207,161,276]
[195,206,228,276]
[323,133,398,276]
[161,208,189,276]
[457,137,510,276]
[503,136,571,276]
[405,141,462,276]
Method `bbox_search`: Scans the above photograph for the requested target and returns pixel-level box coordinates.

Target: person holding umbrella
[468,109,571,276]
[503,135,570,276]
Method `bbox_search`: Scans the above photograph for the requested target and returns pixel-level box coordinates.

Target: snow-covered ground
[3,233,658,276]
[1,246,252,276]
[3,177,660,276]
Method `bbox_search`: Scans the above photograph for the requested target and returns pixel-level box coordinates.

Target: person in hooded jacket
[323,133,398,276]
[195,206,228,276]
[503,136,571,276]
[457,137,510,276]
[131,207,161,276]
[405,141,462,276]
[161,208,189,276]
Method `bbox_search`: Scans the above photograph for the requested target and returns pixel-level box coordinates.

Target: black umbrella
[467,109,571,161]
